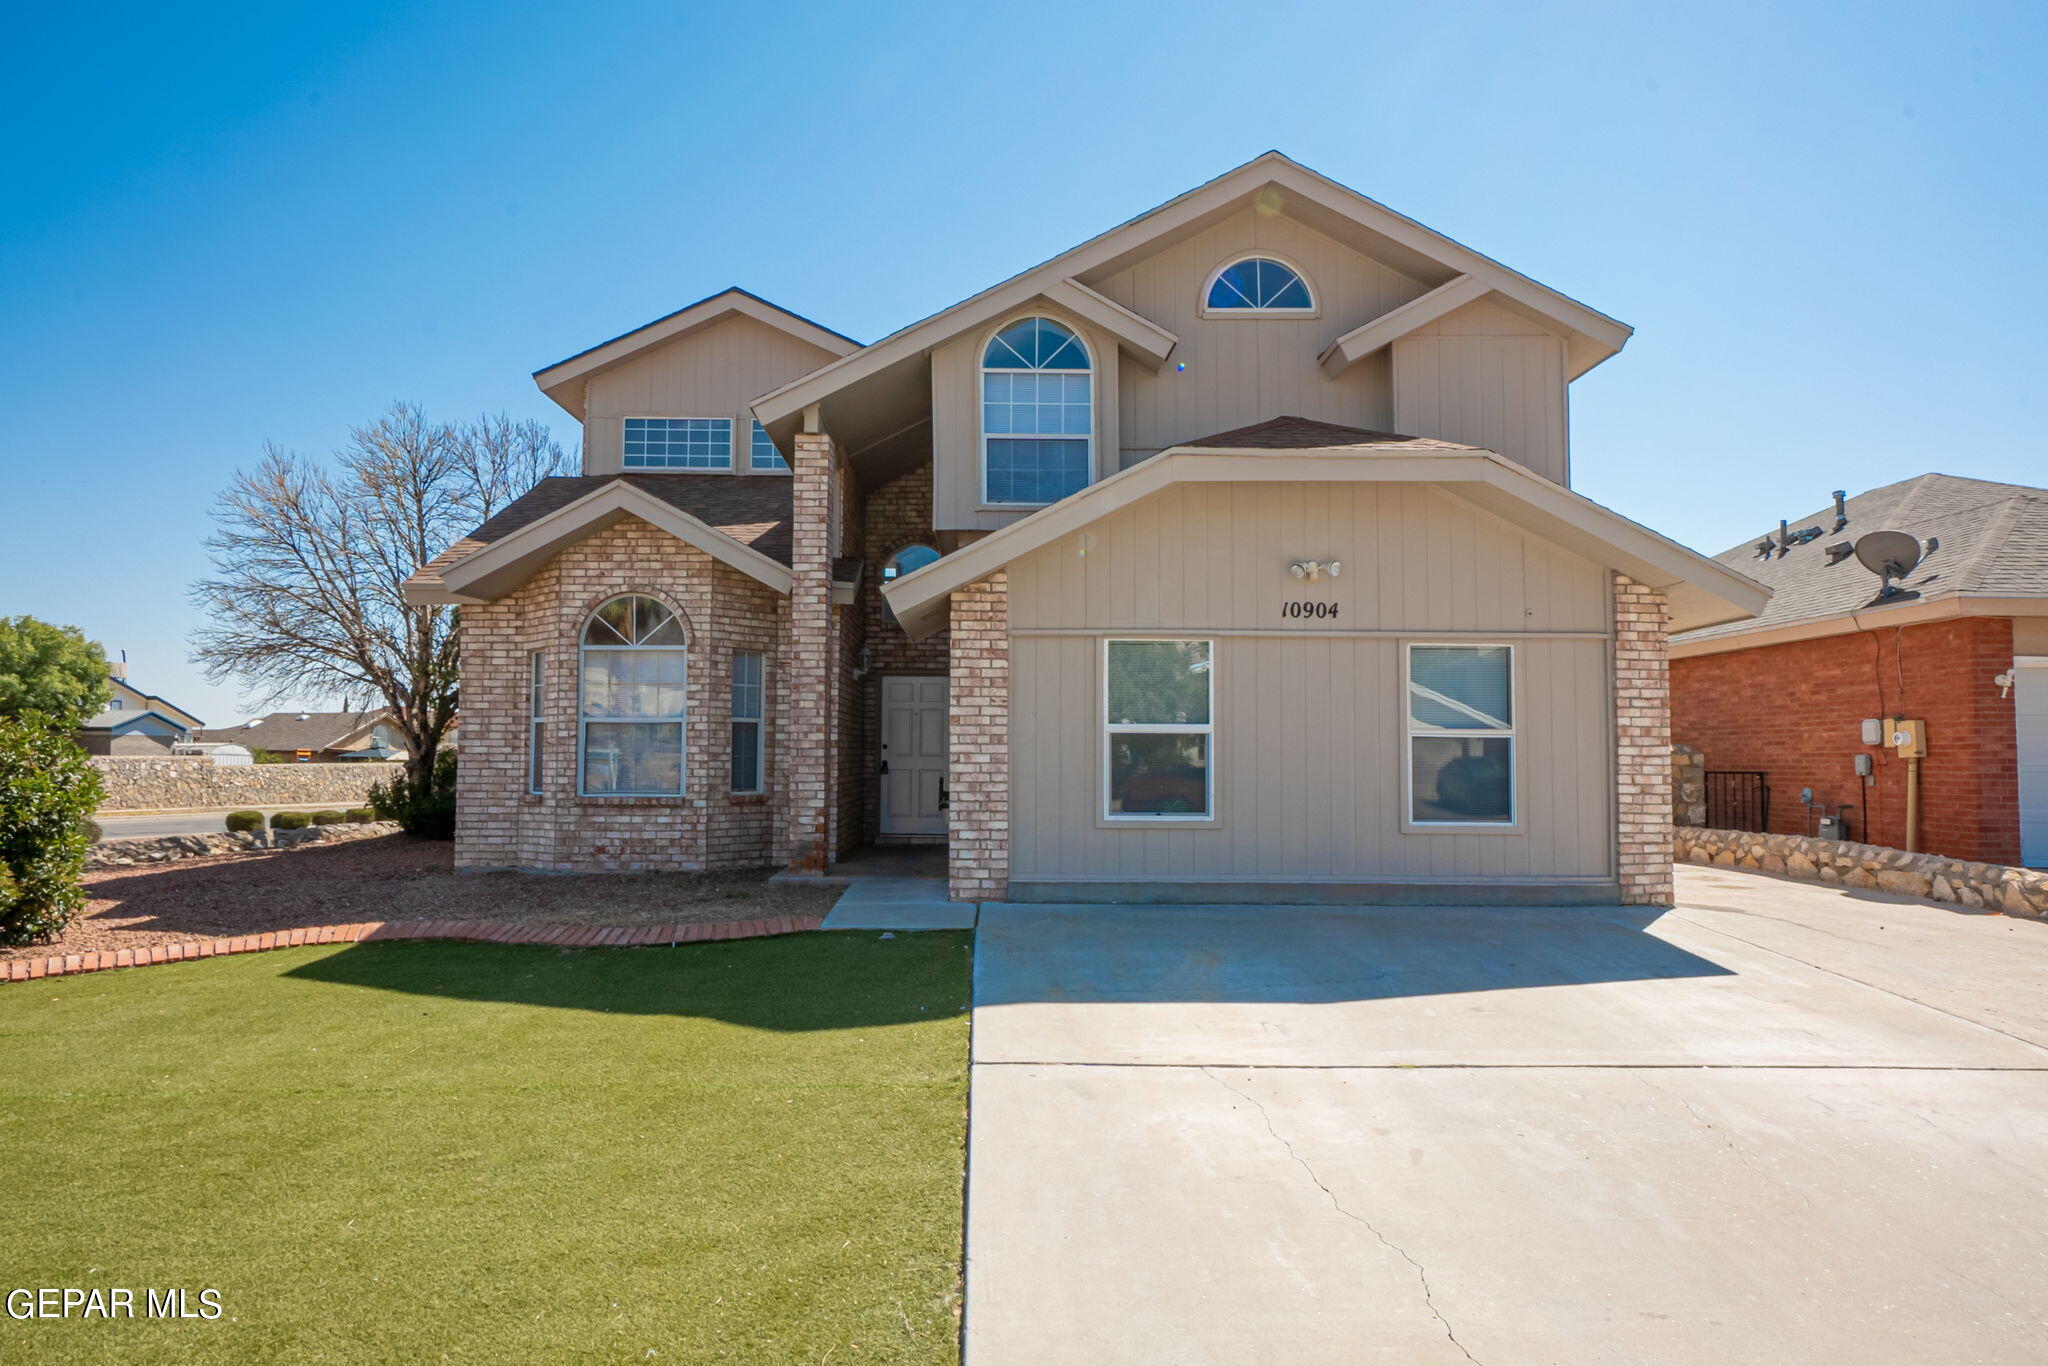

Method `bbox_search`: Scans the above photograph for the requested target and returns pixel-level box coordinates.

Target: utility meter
[1888,719,1925,758]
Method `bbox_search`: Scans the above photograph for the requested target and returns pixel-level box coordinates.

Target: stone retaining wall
[91,757,386,812]
[87,821,401,869]
[1675,825,2048,918]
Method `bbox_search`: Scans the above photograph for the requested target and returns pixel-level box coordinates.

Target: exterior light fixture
[1289,560,1342,581]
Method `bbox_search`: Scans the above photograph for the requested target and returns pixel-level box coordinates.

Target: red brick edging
[2,913,826,984]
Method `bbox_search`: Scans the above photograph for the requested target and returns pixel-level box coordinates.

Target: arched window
[1203,256,1313,313]
[982,316,1092,506]
[579,595,687,795]
[883,544,940,582]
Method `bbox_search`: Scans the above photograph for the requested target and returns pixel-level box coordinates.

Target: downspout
[1905,755,1921,854]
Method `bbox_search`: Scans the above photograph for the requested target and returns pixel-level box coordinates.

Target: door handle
[878,760,890,775]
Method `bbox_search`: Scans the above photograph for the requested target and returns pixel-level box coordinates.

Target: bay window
[579,596,687,796]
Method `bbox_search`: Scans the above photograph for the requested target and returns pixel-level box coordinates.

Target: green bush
[0,712,105,944]
[368,751,457,840]
[345,807,376,824]
[310,810,347,826]
[224,810,265,833]
[270,811,312,831]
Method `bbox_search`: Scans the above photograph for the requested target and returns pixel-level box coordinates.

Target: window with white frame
[748,421,789,472]
[982,316,1091,506]
[527,652,545,794]
[579,596,687,795]
[730,651,765,794]
[1203,256,1314,313]
[1104,639,1213,819]
[1406,643,1514,824]
[623,417,732,469]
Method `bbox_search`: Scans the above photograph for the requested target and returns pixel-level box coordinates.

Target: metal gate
[1705,771,1770,832]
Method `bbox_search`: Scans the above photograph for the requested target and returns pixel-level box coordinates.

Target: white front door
[2018,658,2048,867]
[880,675,949,837]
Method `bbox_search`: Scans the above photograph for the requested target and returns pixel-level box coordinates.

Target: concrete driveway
[965,866,2048,1364]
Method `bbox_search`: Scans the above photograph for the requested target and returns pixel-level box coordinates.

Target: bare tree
[193,403,572,779]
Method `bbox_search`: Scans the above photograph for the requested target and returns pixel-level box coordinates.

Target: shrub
[368,751,457,840]
[310,810,347,826]
[345,807,376,824]
[270,811,312,831]
[224,810,264,833]
[0,712,105,944]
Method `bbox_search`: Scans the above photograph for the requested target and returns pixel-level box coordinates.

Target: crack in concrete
[1628,1069,1818,1216]
[1202,1066,1482,1365]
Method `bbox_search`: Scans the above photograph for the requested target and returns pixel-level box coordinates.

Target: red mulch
[5,835,843,963]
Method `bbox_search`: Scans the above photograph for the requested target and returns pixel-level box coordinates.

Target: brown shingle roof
[408,474,794,591]
[1676,473,2048,643]
[1176,415,1485,453]
[193,710,390,752]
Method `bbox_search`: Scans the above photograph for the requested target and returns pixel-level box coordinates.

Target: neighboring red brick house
[406,152,1769,904]
[1671,474,2048,866]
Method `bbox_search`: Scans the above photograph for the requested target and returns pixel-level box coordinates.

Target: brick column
[948,573,1009,903]
[1614,572,1674,906]
[785,430,839,874]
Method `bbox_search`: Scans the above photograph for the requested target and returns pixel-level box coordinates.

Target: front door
[880,675,948,837]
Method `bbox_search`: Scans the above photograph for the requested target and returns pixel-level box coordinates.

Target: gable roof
[106,677,205,730]
[402,474,795,606]
[194,710,392,752]
[881,416,1766,641]
[1674,473,2048,653]
[533,287,860,419]
[753,151,1632,446]
[79,707,191,734]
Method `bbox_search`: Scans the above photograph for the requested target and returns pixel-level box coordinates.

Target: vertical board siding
[583,315,839,475]
[1392,299,1569,485]
[1005,482,1613,883]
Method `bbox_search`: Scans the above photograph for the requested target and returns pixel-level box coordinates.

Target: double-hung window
[1406,643,1514,825]
[1104,639,1213,820]
[579,596,687,795]
[730,651,765,794]
[623,417,733,469]
[982,316,1091,506]
[748,421,789,472]
[527,652,545,794]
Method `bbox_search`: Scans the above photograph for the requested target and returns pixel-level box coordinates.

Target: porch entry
[880,675,948,838]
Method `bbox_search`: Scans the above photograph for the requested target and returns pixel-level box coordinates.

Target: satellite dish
[1853,530,1923,597]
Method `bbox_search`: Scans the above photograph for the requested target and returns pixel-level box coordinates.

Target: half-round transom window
[883,544,940,581]
[579,595,686,795]
[1205,257,1313,312]
[981,316,1092,506]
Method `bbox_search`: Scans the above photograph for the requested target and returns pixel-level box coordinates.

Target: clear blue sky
[3,2,2043,725]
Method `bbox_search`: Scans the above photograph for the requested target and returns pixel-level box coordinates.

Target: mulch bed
[3,834,843,963]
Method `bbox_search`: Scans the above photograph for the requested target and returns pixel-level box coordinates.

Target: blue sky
[3,2,2043,724]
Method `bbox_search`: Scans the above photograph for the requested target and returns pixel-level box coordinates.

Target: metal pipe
[1905,756,1921,853]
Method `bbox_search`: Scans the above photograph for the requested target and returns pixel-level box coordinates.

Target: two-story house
[405,152,1768,905]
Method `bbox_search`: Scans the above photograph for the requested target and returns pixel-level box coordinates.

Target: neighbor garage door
[2019,657,2048,868]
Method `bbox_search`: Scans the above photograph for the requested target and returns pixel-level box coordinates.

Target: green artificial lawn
[0,931,971,1364]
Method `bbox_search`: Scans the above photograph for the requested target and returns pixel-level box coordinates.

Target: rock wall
[1670,746,1706,828]
[90,757,386,812]
[1675,825,2048,919]
[87,821,402,869]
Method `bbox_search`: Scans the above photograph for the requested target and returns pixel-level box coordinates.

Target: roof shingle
[1176,415,1484,453]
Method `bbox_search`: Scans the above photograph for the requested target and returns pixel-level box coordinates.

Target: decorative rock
[1674,825,2047,921]
[86,821,401,870]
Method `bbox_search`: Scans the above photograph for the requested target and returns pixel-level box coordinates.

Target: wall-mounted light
[1289,560,1342,581]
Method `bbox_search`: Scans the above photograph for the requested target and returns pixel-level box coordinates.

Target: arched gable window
[982,316,1092,506]
[579,595,687,795]
[1203,256,1314,313]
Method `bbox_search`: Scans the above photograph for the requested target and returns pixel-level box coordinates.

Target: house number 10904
[1281,601,1340,619]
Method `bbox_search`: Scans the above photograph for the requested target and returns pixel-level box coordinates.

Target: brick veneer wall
[858,464,951,841]
[1670,615,2019,864]
[947,573,1008,902]
[455,516,785,873]
[785,432,838,873]
[1614,573,1674,907]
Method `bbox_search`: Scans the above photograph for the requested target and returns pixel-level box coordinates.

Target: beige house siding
[930,300,1119,532]
[2014,618,2048,655]
[1003,480,1615,886]
[1087,204,1429,465]
[1392,297,1570,485]
[584,314,839,476]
